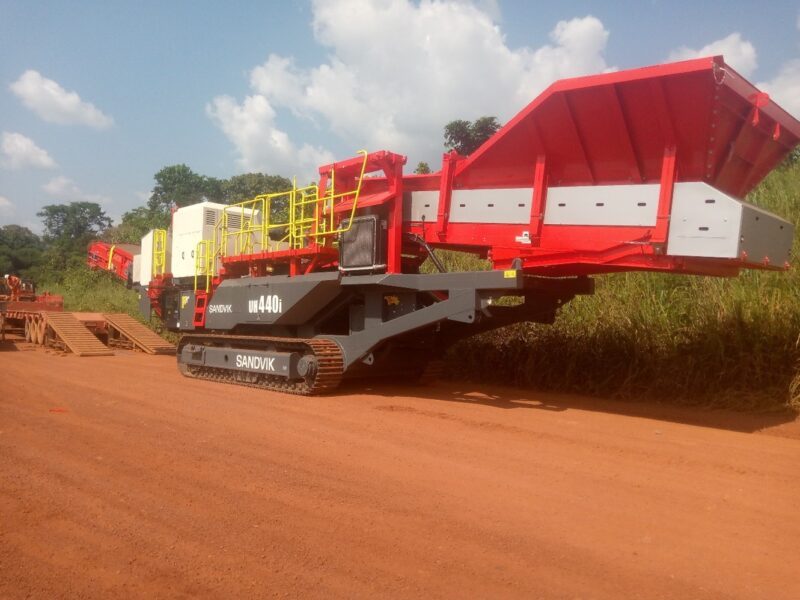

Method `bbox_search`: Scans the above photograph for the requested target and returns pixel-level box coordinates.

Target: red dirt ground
[1,338,799,599]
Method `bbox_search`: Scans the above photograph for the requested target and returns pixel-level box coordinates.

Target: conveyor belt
[104,313,175,354]
[44,312,114,357]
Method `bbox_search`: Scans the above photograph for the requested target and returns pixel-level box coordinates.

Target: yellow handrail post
[193,240,204,293]
[308,150,368,243]
[153,229,167,276]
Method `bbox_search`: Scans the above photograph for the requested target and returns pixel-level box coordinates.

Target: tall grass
[441,163,800,411]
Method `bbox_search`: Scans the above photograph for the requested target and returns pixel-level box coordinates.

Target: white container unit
[170,201,254,279]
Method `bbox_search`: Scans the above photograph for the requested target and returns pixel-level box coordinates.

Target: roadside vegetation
[40,266,140,315]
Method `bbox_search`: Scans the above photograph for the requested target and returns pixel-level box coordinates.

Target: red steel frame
[87,241,138,282]
[195,57,800,295]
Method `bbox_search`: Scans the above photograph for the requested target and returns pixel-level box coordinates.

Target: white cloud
[0,195,13,213]
[1,132,57,170]
[207,94,334,177]
[42,176,111,205]
[669,27,800,119]
[759,59,800,118]
[10,70,114,129]
[208,0,613,174]
[668,33,757,77]
[757,13,800,117]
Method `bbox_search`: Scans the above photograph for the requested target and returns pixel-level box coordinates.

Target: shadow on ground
[0,339,20,352]
[337,378,799,435]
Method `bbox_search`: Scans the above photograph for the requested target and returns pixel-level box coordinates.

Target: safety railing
[194,240,211,293]
[308,150,369,241]
[194,150,369,289]
[153,229,167,276]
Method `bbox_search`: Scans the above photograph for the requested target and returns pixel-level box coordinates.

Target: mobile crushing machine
[127,57,798,394]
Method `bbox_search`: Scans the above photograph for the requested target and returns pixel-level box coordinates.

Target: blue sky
[1,0,799,231]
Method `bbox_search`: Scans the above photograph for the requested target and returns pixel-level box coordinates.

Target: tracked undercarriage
[178,334,344,395]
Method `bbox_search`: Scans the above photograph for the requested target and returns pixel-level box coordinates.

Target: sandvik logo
[235,354,276,371]
[208,304,233,313]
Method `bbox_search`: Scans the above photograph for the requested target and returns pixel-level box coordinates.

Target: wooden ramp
[44,312,114,357]
[104,313,175,355]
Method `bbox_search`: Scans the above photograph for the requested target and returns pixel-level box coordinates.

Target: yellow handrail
[194,150,371,287]
[309,149,368,239]
[193,240,205,292]
[153,229,167,276]
[107,244,116,270]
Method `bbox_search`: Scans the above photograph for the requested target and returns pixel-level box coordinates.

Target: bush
[40,266,141,315]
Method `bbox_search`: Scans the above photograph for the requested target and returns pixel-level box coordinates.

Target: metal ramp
[104,313,175,354]
[44,312,114,357]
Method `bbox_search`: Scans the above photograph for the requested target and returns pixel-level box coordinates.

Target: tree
[444,116,501,155]
[147,164,223,212]
[37,202,112,275]
[38,202,112,242]
[104,206,170,244]
[222,173,293,204]
[414,161,432,174]
[0,225,42,276]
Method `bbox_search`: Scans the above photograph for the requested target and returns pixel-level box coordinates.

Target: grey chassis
[169,269,593,395]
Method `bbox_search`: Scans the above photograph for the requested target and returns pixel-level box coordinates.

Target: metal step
[44,312,114,357]
[103,313,175,355]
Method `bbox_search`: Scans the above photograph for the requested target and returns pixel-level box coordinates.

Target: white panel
[667,182,742,259]
[403,191,439,223]
[172,231,203,278]
[139,230,154,285]
[132,254,141,284]
[738,203,793,266]
[171,201,257,278]
[449,188,532,224]
[544,184,660,226]
[172,203,222,278]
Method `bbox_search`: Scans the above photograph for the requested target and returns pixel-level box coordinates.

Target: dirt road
[1,341,799,599]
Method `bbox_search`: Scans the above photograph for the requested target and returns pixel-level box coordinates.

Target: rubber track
[177,334,344,396]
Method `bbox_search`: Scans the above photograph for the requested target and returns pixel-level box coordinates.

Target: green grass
[41,266,141,314]
[438,163,800,411]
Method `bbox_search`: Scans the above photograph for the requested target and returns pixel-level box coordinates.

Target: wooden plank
[43,312,114,357]
[103,313,175,355]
